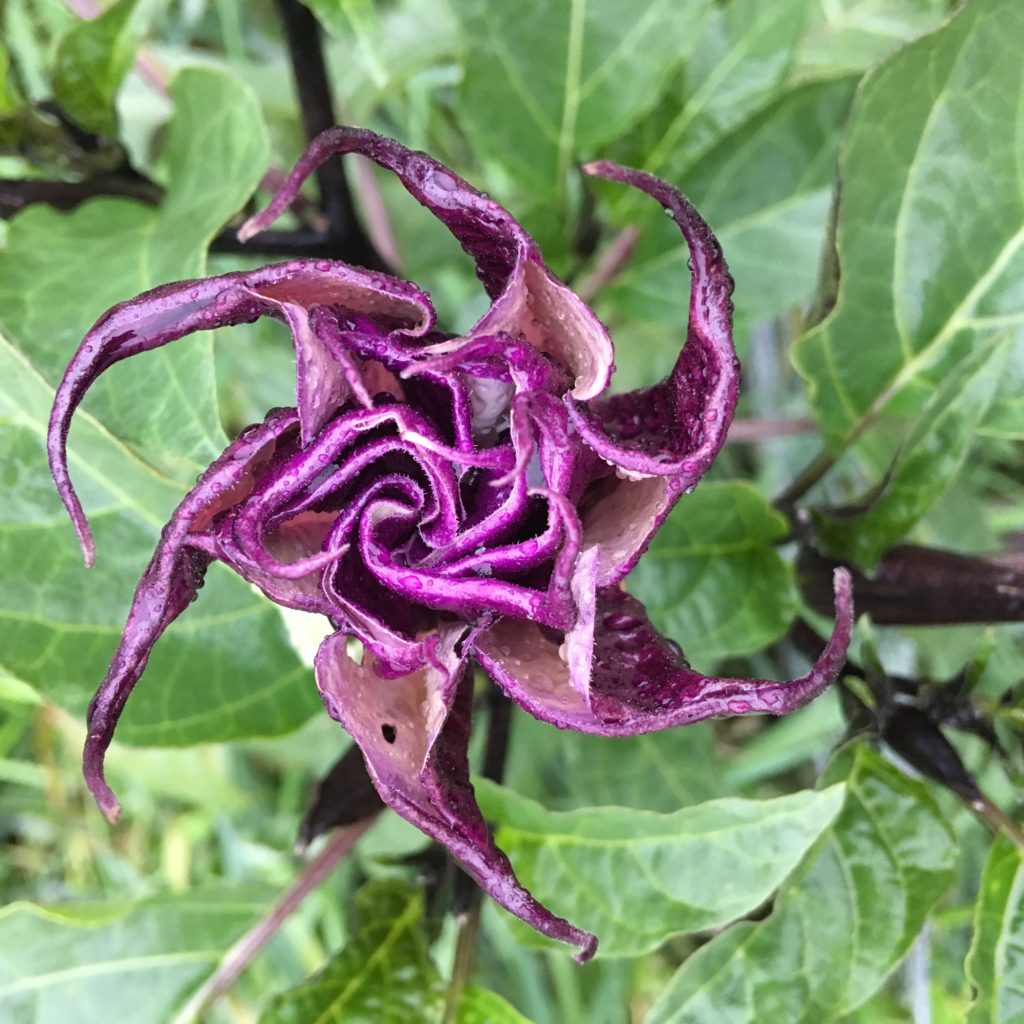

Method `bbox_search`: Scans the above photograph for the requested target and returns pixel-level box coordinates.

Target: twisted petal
[314,626,598,961]
[83,409,298,820]
[570,162,739,483]
[239,127,614,400]
[474,550,853,735]
[48,260,434,563]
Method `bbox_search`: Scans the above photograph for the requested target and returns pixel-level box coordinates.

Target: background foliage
[1,0,1023,1021]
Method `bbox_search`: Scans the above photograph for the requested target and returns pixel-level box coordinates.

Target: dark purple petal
[83,409,298,820]
[474,552,853,735]
[239,127,614,399]
[314,626,598,961]
[569,162,739,486]
[48,261,434,562]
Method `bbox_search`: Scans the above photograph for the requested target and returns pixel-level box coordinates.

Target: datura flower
[48,127,852,961]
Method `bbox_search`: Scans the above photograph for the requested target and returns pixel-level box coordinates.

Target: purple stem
[169,816,379,1024]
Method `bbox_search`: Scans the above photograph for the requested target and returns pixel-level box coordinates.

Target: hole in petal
[381,723,397,744]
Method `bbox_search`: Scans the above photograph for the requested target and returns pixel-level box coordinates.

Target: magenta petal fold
[48,125,853,959]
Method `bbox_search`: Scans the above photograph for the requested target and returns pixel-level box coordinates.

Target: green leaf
[636,0,813,184]
[965,835,1024,1024]
[504,710,729,814]
[260,880,445,1024]
[0,888,270,1024]
[459,987,535,1024]
[0,330,318,745]
[644,745,958,1023]
[53,0,142,137]
[626,482,798,667]
[601,76,856,378]
[476,778,845,958]
[793,0,1024,456]
[450,0,711,203]
[0,67,270,479]
[816,335,1008,567]
[797,0,949,76]
[0,71,314,746]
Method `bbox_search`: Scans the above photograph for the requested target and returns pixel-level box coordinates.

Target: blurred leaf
[560,725,728,812]
[793,0,1024,454]
[304,0,458,119]
[0,888,270,1024]
[965,835,1024,1024]
[816,336,1008,567]
[260,880,444,1024]
[53,0,141,136]
[796,0,949,76]
[600,75,856,375]
[644,745,957,1023]
[477,778,845,958]
[723,689,844,788]
[450,0,711,205]
[627,482,798,667]
[0,45,22,116]
[0,70,315,746]
[459,987,535,1024]
[637,0,812,183]
[503,709,729,814]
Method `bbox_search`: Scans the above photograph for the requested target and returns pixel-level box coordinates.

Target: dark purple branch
[0,174,161,217]
[799,544,1024,626]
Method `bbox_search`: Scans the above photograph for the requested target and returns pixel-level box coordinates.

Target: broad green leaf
[303,0,458,117]
[0,67,270,479]
[450,0,711,202]
[635,0,812,185]
[816,335,1008,567]
[644,745,958,1023]
[477,778,845,958]
[0,330,319,745]
[797,0,949,76]
[0,71,315,746]
[627,482,798,667]
[601,76,856,376]
[504,710,728,814]
[723,689,844,788]
[965,835,1024,1024]
[793,0,1024,456]
[53,0,141,136]
[260,880,445,1024]
[0,888,269,1024]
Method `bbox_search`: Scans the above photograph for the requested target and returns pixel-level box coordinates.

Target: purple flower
[48,128,852,961]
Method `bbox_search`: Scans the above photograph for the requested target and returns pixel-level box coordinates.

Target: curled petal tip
[573,933,599,964]
[831,566,855,632]
[236,216,261,244]
[83,750,121,823]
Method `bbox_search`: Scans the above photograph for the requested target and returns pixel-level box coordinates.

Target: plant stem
[170,815,378,1024]
[774,446,836,507]
[576,226,641,302]
[443,691,513,1022]
[273,0,384,270]
[726,416,817,444]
